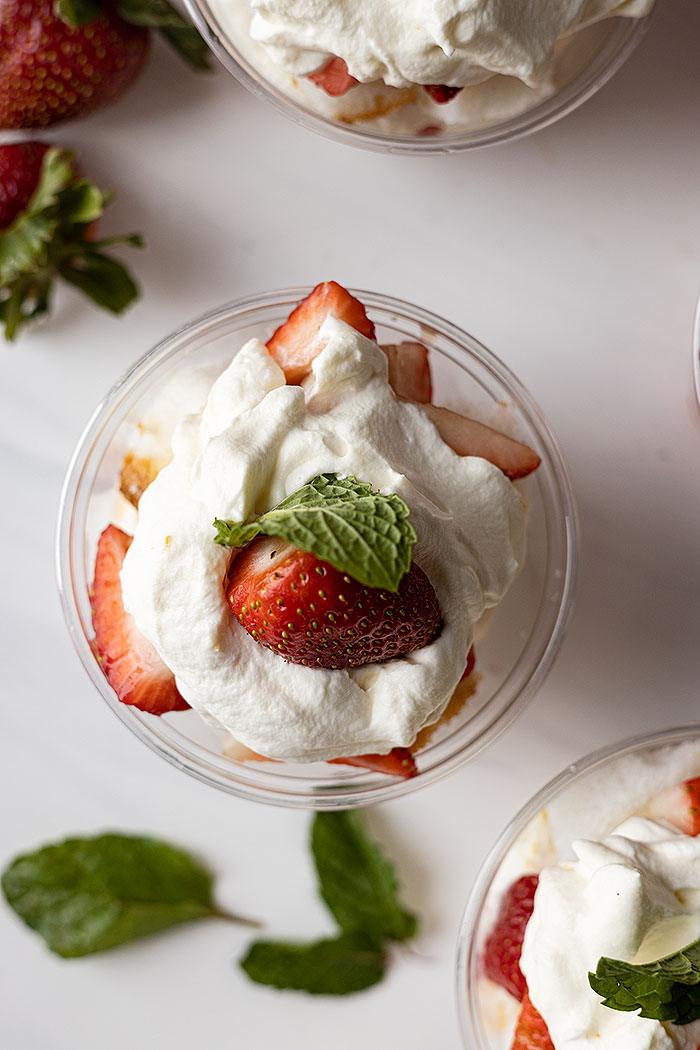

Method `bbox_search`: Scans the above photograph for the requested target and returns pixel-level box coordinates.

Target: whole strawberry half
[482,874,539,1001]
[0,143,142,339]
[92,525,189,714]
[226,537,442,671]
[0,0,210,130]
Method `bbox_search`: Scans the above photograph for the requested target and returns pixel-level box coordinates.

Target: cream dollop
[248,0,653,88]
[520,817,700,1050]
[120,318,526,761]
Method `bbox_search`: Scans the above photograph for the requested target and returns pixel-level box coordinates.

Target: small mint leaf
[1,833,218,957]
[240,931,386,995]
[589,937,700,1025]
[213,473,416,592]
[54,0,101,25]
[312,811,418,946]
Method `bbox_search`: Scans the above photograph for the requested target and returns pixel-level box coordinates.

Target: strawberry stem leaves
[213,473,416,592]
[0,147,143,341]
[589,937,700,1024]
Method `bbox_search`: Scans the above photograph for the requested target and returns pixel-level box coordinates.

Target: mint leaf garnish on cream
[589,937,700,1024]
[213,473,416,592]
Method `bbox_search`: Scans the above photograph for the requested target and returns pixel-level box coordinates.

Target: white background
[2,1,700,1046]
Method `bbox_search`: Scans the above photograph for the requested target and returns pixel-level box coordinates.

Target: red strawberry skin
[308,55,358,96]
[511,994,555,1050]
[329,747,418,779]
[649,776,700,836]
[226,537,442,670]
[267,281,376,384]
[0,142,50,229]
[483,874,539,1001]
[0,1,150,129]
[92,525,188,715]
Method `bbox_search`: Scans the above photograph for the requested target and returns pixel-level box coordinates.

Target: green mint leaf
[54,0,101,25]
[241,931,386,995]
[58,251,140,314]
[589,937,700,1025]
[312,811,418,946]
[1,833,219,957]
[115,0,212,69]
[213,473,416,592]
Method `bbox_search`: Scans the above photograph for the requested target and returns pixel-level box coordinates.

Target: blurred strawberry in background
[0,143,143,339]
[0,0,211,129]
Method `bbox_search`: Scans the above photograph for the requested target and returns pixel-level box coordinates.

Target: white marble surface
[1,1,700,1047]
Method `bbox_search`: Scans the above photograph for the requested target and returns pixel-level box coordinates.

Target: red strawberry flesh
[649,775,700,836]
[329,747,418,779]
[423,84,463,104]
[511,994,555,1050]
[422,403,541,480]
[483,874,539,1001]
[226,537,442,670]
[267,281,376,384]
[0,142,49,229]
[381,341,432,403]
[308,55,358,96]
[91,525,188,715]
[0,0,149,129]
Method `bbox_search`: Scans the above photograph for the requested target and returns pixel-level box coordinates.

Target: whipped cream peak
[521,817,700,1050]
[248,0,654,89]
[120,321,526,761]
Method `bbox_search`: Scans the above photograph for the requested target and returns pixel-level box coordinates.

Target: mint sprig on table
[241,811,418,995]
[589,936,700,1024]
[1,833,255,957]
[54,0,212,70]
[1,147,143,341]
[213,473,416,593]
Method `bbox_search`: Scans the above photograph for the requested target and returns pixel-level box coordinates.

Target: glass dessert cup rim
[56,286,579,809]
[455,721,700,1049]
[182,3,650,155]
[694,284,700,410]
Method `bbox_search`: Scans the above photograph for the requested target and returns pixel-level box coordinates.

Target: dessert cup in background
[57,288,578,809]
[184,0,651,154]
[456,724,700,1050]
[694,286,700,410]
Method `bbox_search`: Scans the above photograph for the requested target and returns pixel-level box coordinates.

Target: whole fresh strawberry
[482,874,539,1001]
[0,0,210,129]
[226,538,442,670]
[0,143,142,339]
[214,473,442,671]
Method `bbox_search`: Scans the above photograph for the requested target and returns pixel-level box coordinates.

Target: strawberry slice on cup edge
[647,775,700,836]
[308,56,359,96]
[91,525,189,715]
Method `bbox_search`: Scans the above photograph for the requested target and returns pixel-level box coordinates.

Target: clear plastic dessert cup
[456,723,700,1050]
[183,1,650,154]
[57,287,578,809]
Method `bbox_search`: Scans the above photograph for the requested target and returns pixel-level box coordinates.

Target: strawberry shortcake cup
[186,0,653,151]
[58,285,577,807]
[458,725,700,1050]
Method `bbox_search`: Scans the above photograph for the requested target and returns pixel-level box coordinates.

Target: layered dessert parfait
[201,0,654,136]
[89,282,542,780]
[472,736,700,1049]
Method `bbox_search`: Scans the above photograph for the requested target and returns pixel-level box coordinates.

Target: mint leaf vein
[213,473,416,592]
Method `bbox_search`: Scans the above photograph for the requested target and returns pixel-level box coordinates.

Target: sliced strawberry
[421,404,541,480]
[308,56,359,96]
[91,525,188,715]
[511,994,554,1050]
[266,281,376,384]
[381,341,432,403]
[227,537,442,670]
[423,84,463,104]
[460,644,476,681]
[483,874,539,1001]
[648,776,700,836]
[329,748,418,779]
